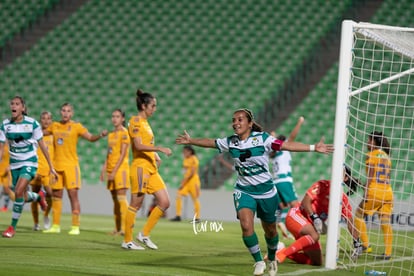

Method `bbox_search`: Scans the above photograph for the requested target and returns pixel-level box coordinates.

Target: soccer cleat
[253,261,266,276]
[375,254,391,260]
[268,260,278,276]
[170,216,181,222]
[43,224,61,233]
[137,232,158,250]
[0,206,8,212]
[276,248,287,263]
[2,226,15,238]
[68,226,80,235]
[33,224,41,231]
[121,241,145,250]
[38,190,47,211]
[363,245,372,253]
[43,216,51,230]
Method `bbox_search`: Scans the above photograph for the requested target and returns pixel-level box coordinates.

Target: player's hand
[50,168,58,180]
[176,130,191,145]
[108,172,115,181]
[351,239,363,261]
[315,136,334,154]
[160,147,172,156]
[100,130,108,137]
[310,213,323,234]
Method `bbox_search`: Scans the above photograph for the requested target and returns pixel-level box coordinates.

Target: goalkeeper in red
[276,168,361,265]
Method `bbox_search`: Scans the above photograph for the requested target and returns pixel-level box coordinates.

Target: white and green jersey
[215,131,276,199]
[0,116,42,170]
[271,150,293,184]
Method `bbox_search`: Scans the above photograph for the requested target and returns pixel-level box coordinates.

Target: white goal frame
[326,20,414,269]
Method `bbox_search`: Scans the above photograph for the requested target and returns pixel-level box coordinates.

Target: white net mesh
[337,23,414,275]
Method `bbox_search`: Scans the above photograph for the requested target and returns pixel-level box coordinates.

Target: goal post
[327,20,414,272]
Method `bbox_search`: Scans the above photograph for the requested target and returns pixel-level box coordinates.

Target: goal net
[327,20,414,275]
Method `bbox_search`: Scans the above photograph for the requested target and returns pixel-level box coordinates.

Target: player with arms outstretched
[176,108,333,276]
[43,103,108,235]
[100,109,130,235]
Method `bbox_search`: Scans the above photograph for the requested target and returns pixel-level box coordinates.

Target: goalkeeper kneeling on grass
[275,167,362,265]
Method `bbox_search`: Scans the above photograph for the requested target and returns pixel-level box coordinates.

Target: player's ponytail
[136,88,154,111]
[369,131,391,155]
[235,108,263,132]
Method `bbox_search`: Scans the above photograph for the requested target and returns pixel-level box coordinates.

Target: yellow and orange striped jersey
[48,120,88,170]
[183,155,200,186]
[0,142,10,175]
[106,127,130,172]
[37,134,54,176]
[365,149,393,201]
[128,116,157,172]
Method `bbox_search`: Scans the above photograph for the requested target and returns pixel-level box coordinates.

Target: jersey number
[376,163,390,184]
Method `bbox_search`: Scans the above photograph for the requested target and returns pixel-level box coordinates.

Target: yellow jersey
[0,142,10,175]
[128,115,157,172]
[37,134,54,176]
[365,149,393,201]
[183,155,200,186]
[48,121,88,170]
[106,127,130,172]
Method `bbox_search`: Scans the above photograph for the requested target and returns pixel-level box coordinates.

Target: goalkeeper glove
[310,213,323,234]
[351,238,363,261]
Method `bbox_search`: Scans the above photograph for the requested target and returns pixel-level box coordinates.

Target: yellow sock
[175,194,182,217]
[72,210,80,227]
[142,206,164,236]
[354,216,369,247]
[124,206,137,242]
[9,189,15,201]
[31,202,39,224]
[194,199,201,220]
[52,197,62,225]
[381,223,393,256]
[44,196,52,217]
[113,194,121,231]
[117,195,128,233]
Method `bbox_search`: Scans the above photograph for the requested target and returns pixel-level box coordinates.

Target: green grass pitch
[0,211,412,275]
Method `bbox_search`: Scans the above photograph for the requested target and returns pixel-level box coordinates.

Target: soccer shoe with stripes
[43,224,61,233]
[253,261,266,276]
[121,241,145,250]
[38,190,47,212]
[276,248,287,263]
[268,260,278,276]
[137,232,158,250]
[2,226,15,238]
[68,226,80,235]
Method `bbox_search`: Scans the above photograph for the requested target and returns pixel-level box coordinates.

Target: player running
[354,131,393,260]
[30,111,54,231]
[100,109,130,235]
[122,89,172,250]
[276,168,361,265]
[43,103,108,235]
[0,96,56,238]
[170,145,201,222]
[176,108,333,276]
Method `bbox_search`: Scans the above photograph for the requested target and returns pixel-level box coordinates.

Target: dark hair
[113,108,126,127]
[183,145,196,155]
[277,135,286,141]
[12,95,27,115]
[369,131,390,155]
[344,166,361,196]
[234,108,263,132]
[136,88,155,111]
[61,102,73,110]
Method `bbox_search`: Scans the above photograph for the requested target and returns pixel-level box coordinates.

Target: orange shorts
[107,167,130,191]
[51,165,81,190]
[130,165,166,195]
[359,198,393,217]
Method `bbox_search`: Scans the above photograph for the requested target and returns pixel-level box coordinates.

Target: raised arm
[287,116,304,142]
[175,130,216,148]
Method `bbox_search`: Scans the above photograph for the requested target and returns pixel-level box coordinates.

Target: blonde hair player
[100,109,130,235]
[176,108,333,276]
[122,89,172,250]
[43,103,108,235]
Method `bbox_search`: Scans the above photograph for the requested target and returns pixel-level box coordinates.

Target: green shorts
[11,166,37,189]
[275,181,298,205]
[233,190,280,223]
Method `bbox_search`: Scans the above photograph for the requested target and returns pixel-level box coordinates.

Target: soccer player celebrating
[122,89,172,250]
[353,131,393,260]
[100,109,130,235]
[43,103,108,235]
[170,145,201,222]
[176,108,333,276]
[276,168,361,265]
[0,96,56,238]
[30,111,54,231]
